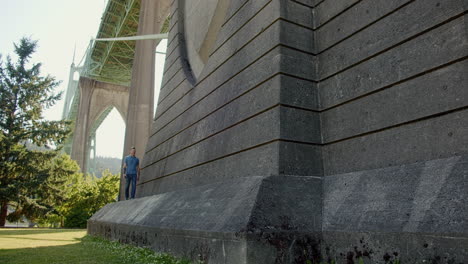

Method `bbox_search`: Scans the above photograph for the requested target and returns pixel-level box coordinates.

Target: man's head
[130,147,136,156]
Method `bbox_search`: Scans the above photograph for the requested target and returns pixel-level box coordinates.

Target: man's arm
[137,164,140,181]
[122,159,127,178]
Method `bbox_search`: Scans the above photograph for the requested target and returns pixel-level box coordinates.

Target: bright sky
[0,0,167,158]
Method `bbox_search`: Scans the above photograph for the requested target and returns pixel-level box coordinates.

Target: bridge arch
[70,77,129,173]
[87,105,126,175]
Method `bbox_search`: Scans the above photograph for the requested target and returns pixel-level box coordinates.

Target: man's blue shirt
[125,155,139,174]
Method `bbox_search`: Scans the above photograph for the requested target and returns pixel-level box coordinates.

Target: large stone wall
[88,0,468,263]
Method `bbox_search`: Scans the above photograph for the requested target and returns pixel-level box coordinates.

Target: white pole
[94,33,168,42]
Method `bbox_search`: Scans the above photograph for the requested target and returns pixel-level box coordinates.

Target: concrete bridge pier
[120,0,171,200]
[89,0,468,262]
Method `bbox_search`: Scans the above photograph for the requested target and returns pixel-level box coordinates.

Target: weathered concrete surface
[323,155,468,235]
[89,0,468,262]
[71,77,128,171]
[183,0,230,79]
[321,231,468,264]
[121,0,171,200]
[89,176,323,263]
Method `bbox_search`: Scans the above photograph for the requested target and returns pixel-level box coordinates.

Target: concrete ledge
[90,171,467,263]
[89,176,323,263]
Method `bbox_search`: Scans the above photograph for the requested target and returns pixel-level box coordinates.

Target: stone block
[323,154,468,233]
[148,46,283,146]
[202,0,280,80]
[142,106,281,179]
[145,76,281,167]
[225,0,249,25]
[159,69,186,99]
[213,0,272,53]
[280,76,318,111]
[317,0,466,79]
[280,0,314,29]
[323,109,468,175]
[279,141,323,176]
[319,15,467,109]
[321,60,468,143]
[154,80,191,122]
[139,142,280,196]
[314,0,360,28]
[316,0,412,52]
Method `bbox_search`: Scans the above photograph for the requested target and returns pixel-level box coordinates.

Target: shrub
[62,170,119,228]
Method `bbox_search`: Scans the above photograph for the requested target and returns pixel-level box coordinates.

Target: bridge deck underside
[83,0,141,86]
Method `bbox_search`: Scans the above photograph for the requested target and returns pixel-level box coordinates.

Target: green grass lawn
[0,228,191,264]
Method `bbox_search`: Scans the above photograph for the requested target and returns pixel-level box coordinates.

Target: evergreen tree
[0,38,71,226]
[6,154,81,227]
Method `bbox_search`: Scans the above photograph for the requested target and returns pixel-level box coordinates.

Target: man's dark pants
[125,174,137,200]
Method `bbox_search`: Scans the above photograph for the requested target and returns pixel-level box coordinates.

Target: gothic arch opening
[89,106,126,176]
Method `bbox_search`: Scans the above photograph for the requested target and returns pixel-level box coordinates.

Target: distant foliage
[62,170,119,228]
[89,156,122,177]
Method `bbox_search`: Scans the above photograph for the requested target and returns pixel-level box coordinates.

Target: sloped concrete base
[88,176,323,263]
[89,155,468,263]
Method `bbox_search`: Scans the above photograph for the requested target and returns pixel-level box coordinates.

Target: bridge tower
[63,0,170,177]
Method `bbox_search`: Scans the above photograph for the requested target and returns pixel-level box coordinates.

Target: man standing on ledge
[123,147,140,200]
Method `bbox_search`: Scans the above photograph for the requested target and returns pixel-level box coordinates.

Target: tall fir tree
[0,38,71,226]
